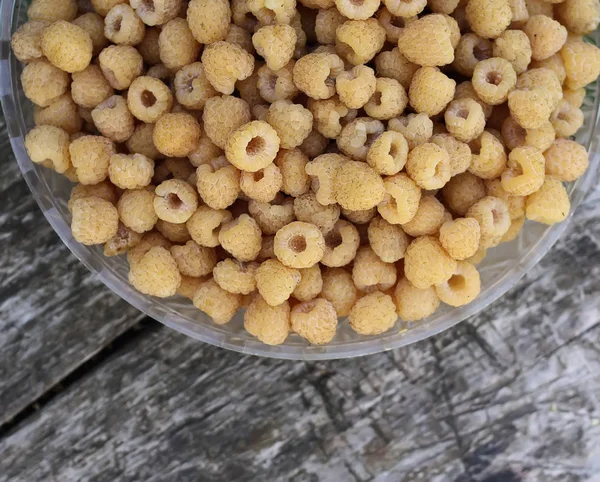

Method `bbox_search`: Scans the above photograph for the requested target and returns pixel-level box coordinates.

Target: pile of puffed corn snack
[13,0,600,345]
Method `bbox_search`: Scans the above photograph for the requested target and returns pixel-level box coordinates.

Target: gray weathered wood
[1,195,599,482]
[0,116,145,426]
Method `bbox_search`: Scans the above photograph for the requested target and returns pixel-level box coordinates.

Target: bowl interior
[2,1,600,359]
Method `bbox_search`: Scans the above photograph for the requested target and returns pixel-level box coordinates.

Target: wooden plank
[0,117,145,426]
[2,197,599,481]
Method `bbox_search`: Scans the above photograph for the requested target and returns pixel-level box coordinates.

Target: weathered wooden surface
[0,115,145,426]
[1,189,600,481]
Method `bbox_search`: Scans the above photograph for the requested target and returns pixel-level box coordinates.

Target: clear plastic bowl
[2,1,600,360]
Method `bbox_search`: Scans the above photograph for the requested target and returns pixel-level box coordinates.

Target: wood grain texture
[0,116,145,426]
[1,194,600,482]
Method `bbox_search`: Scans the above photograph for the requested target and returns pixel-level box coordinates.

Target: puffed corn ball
[266,101,313,149]
[293,52,345,100]
[409,67,455,116]
[28,0,78,23]
[349,291,397,335]
[398,14,455,67]
[71,196,119,245]
[466,196,511,248]
[202,41,255,95]
[394,278,440,322]
[219,214,263,262]
[244,295,290,345]
[525,177,570,225]
[544,138,589,182]
[194,279,241,324]
[439,218,481,260]
[378,173,422,224]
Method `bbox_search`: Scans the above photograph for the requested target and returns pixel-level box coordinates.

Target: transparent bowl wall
[2,1,600,360]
